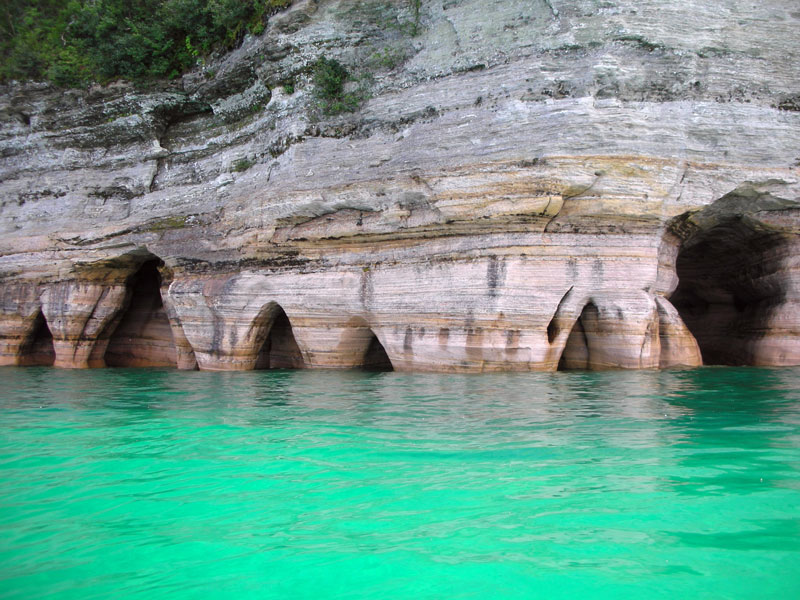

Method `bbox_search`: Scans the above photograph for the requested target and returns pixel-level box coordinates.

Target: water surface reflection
[1,366,799,600]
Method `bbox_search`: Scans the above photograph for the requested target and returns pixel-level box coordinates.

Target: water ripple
[0,367,799,599]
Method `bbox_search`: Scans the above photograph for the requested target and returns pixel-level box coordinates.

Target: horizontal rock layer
[0,0,798,372]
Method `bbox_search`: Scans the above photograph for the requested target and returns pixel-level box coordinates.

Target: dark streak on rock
[487,255,506,298]
[403,326,413,351]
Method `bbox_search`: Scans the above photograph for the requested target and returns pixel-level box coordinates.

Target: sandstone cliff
[1,0,799,372]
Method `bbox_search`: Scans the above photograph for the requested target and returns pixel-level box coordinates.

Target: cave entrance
[19,311,55,366]
[254,306,305,369]
[361,332,393,371]
[105,258,178,368]
[670,219,785,365]
[558,302,599,370]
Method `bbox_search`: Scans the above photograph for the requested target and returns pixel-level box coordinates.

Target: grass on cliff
[0,0,292,86]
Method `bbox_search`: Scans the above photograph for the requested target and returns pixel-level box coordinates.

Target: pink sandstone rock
[0,1,798,372]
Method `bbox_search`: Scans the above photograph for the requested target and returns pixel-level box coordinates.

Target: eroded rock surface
[1,0,798,371]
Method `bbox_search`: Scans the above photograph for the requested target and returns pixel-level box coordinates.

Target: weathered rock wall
[1,0,798,372]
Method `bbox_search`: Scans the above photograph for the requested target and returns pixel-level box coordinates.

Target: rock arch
[253,304,305,369]
[330,317,394,371]
[18,310,55,366]
[671,220,793,365]
[558,301,599,370]
[362,333,393,371]
[550,292,671,371]
[668,186,800,366]
[353,319,393,371]
[103,257,178,368]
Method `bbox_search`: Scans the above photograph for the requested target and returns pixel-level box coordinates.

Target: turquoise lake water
[1,366,799,599]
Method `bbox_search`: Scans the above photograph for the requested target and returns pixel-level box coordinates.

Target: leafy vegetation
[409,0,421,36]
[312,56,368,116]
[0,0,292,86]
[231,157,254,172]
[312,57,348,102]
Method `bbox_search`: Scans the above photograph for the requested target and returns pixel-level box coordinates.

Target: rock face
[1,0,798,372]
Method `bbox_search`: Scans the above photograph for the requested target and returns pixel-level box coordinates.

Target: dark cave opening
[670,219,786,366]
[558,302,598,370]
[361,333,394,371]
[20,311,55,366]
[254,306,305,369]
[105,258,178,368]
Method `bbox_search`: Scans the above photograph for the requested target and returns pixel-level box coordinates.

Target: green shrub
[232,157,254,172]
[312,57,348,102]
[312,56,367,115]
[0,0,293,85]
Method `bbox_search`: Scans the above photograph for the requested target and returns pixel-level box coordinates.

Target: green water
[1,367,799,599]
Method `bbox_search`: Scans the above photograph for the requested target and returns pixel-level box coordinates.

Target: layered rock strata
[1,0,798,372]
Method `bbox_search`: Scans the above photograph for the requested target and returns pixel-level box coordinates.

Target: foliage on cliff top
[0,0,292,86]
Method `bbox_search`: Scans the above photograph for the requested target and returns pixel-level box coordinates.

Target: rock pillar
[0,283,42,365]
[40,282,128,368]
